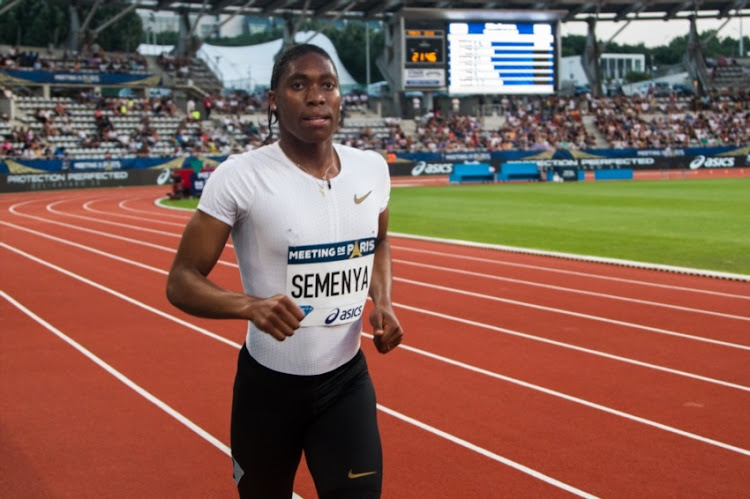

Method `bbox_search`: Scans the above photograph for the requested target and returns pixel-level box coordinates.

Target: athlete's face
[271,53,342,145]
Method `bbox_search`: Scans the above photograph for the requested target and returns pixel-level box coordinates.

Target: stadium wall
[1,146,748,193]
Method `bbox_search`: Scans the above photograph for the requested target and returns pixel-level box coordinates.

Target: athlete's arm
[166,209,304,341]
[368,207,404,353]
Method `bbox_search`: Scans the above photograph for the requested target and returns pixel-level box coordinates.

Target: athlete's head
[265,44,342,145]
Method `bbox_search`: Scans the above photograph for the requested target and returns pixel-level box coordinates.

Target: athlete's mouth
[303,114,331,125]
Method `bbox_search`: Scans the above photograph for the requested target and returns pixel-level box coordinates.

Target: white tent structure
[195,31,359,93]
[136,44,175,56]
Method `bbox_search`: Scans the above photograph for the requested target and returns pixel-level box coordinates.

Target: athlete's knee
[233,455,296,499]
[318,485,381,499]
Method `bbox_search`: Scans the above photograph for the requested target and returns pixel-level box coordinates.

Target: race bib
[286,238,376,327]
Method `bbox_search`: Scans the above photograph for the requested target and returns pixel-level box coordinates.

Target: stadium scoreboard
[403,29,446,89]
[447,22,555,95]
[398,9,562,96]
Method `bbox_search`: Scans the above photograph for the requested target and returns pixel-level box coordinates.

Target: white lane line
[0,241,238,349]
[391,242,750,292]
[3,222,749,393]
[396,259,750,323]
[395,276,750,350]
[361,331,750,459]
[7,204,179,253]
[0,291,231,457]
[82,198,188,228]
[375,404,597,498]
[4,242,750,466]
[9,200,746,328]
[392,301,750,393]
[9,199,239,251]
[47,199,182,238]
[0,245,595,497]
[1,290,304,499]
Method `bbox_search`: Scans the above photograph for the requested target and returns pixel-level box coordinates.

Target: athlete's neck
[279,139,337,178]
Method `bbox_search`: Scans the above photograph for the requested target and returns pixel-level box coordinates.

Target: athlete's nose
[306,84,326,105]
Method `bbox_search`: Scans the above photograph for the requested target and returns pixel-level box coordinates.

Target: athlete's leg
[304,357,382,499]
[231,346,306,498]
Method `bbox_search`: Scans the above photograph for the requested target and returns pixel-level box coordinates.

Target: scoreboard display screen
[400,11,560,94]
[446,22,556,95]
[403,28,446,89]
[405,30,444,65]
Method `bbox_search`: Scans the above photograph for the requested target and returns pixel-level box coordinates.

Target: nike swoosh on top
[348,469,378,479]
[354,191,372,204]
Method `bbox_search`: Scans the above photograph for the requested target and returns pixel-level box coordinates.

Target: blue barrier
[594,169,634,180]
[449,163,495,183]
[497,162,542,182]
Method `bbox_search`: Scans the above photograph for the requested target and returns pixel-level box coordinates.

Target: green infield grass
[161,177,750,276]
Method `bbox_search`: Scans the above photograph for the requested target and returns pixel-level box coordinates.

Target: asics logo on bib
[326,305,364,324]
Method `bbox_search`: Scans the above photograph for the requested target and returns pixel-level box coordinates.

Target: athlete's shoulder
[214,142,280,175]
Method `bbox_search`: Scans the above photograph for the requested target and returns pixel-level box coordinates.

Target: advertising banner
[0,69,160,87]
[0,168,167,193]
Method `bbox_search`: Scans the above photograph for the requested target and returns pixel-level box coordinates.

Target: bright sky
[560,17,748,52]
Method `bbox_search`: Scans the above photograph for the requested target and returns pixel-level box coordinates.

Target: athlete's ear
[268,91,277,117]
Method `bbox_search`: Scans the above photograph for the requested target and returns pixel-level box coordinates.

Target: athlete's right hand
[247,294,305,341]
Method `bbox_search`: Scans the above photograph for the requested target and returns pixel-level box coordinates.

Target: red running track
[2,185,750,498]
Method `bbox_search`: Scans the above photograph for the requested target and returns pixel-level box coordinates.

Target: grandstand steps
[482,114,506,130]
[582,114,610,148]
[400,119,417,136]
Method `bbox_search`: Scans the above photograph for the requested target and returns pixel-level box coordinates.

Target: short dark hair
[270,43,338,91]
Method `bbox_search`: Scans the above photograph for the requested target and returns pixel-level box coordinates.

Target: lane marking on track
[1,290,305,499]
[14,197,749,307]
[0,244,595,497]
[9,200,239,252]
[47,199,183,238]
[8,203,747,329]
[4,241,750,467]
[0,241,238,349]
[392,247,750,301]
[81,198,189,228]
[7,204,179,253]
[391,233,750,283]
[395,275,750,350]
[362,331,750,459]
[391,301,750,393]
[374,404,597,499]
[0,292,230,459]
[7,214,746,357]
[18,194,750,301]
[3,223,749,392]
[394,258,750,324]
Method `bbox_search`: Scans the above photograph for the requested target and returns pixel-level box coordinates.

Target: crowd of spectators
[593,90,750,148]
[3,70,750,160]
[4,43,750,157]
[2,44,148,74]
[156,53,194,80]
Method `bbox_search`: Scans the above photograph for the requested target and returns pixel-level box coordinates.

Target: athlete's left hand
[370,305,403,354]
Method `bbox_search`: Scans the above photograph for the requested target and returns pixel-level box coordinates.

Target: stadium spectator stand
[1,44,750,161]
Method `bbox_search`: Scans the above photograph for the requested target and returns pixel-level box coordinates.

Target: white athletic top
[198,141,391,375]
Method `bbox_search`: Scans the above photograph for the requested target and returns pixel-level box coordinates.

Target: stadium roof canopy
[35,0,750,23]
